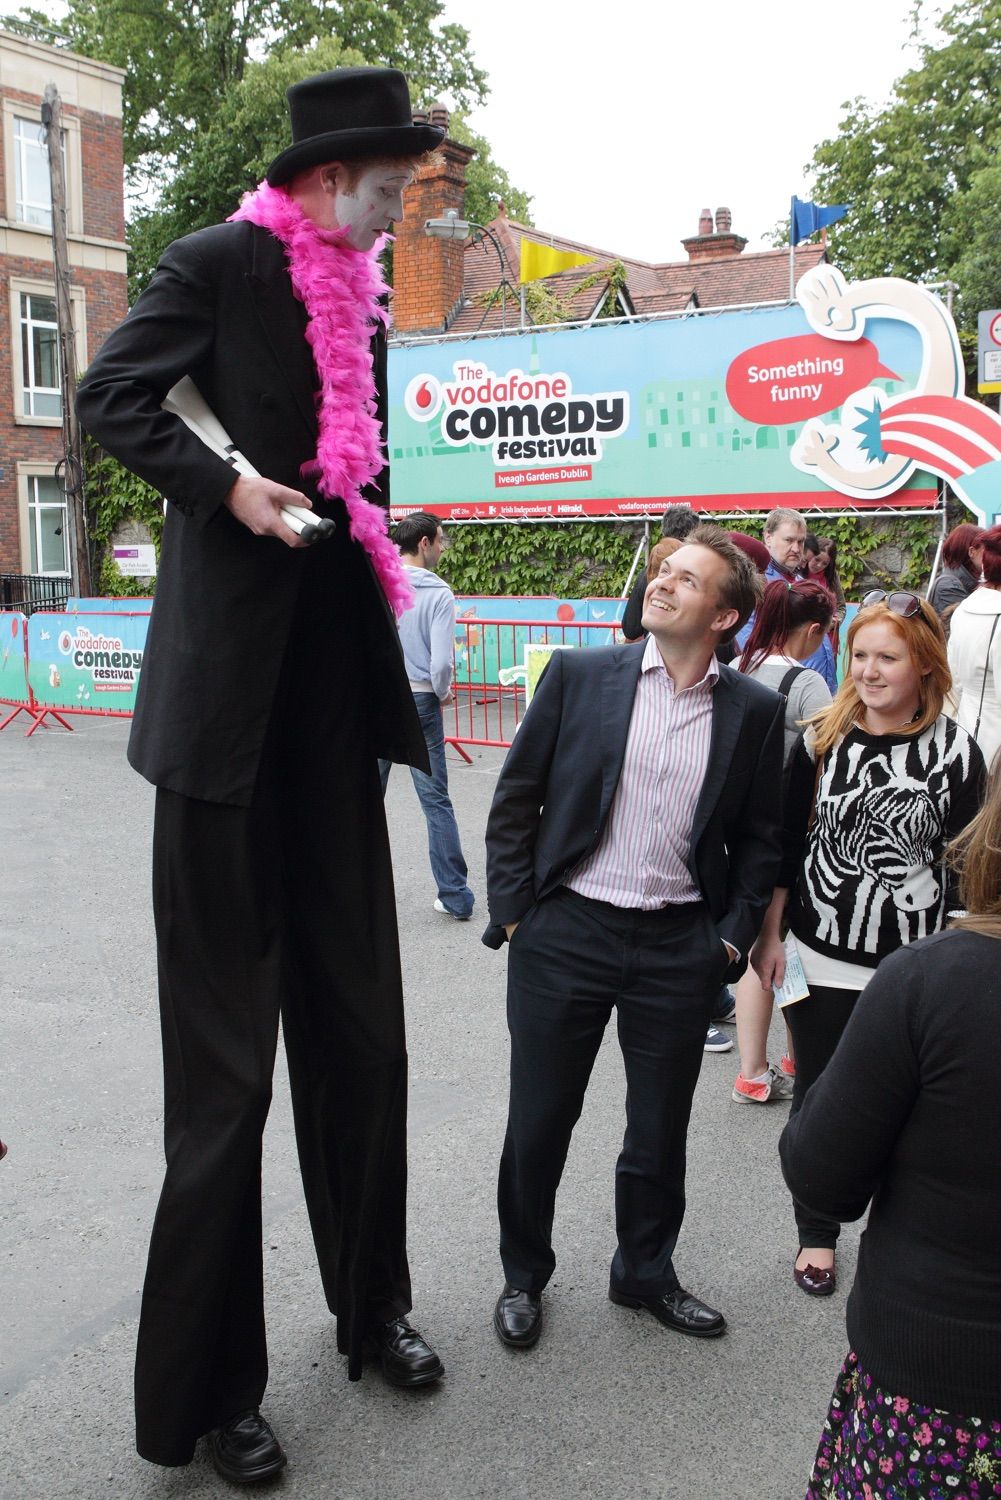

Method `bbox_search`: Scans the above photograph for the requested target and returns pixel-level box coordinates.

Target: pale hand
[751,930,786,989]
[225,474,313,548]
[792,421,838,470]
[504,923,518,941]
[798,267,860,337]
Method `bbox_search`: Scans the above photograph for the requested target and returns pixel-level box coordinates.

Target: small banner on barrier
[0,612,29,703]
[27,612,149,713]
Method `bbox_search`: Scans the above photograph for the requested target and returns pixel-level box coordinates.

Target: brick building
[393,112,827,337]
[0,29,127,580]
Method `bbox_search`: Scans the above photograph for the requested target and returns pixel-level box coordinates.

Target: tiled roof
[446,212,828,331]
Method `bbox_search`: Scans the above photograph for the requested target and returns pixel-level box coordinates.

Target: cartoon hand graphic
[792,421,838,470]
[798,267,861,339]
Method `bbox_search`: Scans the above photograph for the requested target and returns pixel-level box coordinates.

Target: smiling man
[77,68,446,1482]
[482,526,785,1351]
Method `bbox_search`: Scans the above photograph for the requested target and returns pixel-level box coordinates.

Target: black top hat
[266,67,445,186]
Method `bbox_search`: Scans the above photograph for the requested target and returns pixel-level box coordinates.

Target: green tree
[448,113,532,229]
[806,0,1001,325]
[5,0,488,199]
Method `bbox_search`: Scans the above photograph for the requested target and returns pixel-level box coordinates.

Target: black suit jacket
[76,220,426,805]
[483,643,786,977]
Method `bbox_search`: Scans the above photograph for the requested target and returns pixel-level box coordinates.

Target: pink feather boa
[229,180,412,616]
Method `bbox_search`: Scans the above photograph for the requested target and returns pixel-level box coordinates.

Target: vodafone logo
[58,630,73,655]
[404,374,442,421]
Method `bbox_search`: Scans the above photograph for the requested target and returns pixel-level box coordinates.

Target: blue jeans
[379,693,474,918]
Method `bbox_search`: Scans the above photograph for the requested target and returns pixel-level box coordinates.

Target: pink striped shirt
[567,634,718,909]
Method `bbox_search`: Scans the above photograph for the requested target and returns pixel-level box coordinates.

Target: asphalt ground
[0,716,860,1500]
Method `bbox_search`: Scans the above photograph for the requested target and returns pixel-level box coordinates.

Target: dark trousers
[135,651,411,1466]
[498,887,729,1297]
[784,983,861,1249]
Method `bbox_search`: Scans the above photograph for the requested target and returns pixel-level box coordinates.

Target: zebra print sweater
[780,717,985,969]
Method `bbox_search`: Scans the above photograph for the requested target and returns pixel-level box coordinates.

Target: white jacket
[948,587,1001,771]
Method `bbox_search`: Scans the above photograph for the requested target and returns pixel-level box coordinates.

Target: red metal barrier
[445,617,623,751]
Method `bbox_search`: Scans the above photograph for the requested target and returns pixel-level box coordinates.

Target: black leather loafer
[209,1409,287,1484]
[493,1283,543,1348]
[365,1317,444,1387]
[609,1285,727,1338]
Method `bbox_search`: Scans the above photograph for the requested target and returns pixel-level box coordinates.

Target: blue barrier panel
[27,612,149,714]
[0,612,30,704]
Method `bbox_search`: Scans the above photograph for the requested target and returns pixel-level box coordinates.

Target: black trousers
[784,983,861,1249]
[135,571,411,1466]
[498,887,729,1297]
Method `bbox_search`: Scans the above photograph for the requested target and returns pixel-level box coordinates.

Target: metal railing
[0,574,71,615]
[446,616,623,750]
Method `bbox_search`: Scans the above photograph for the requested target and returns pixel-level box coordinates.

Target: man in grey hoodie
[380,513,475,919]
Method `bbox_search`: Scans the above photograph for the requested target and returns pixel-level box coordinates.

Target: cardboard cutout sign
[789,269,1001,526]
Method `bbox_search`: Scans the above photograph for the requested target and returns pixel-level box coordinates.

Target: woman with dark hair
[781,756,1001,1499]
[948,523,1001,769]
[752,593,984,1296]
[802,534,846,624]
[729,581,835,1104]
[927,522,985,619]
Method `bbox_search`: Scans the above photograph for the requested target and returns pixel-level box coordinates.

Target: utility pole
[43,83,91,595]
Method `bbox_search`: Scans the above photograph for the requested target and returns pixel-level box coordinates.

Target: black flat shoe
[365,1317,444,1387]
[609,1285,727,1338]
[493,1284,543,1348]
[209,1410,287,1484]
[794,1259,836,1297]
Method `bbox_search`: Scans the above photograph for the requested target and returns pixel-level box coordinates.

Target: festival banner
[388,303,936,520]
[27,612,149,714]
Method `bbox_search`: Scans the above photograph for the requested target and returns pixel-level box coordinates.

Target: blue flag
[791,196,849,244]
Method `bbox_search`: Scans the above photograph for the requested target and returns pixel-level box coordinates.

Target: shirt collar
[641,632,720,690]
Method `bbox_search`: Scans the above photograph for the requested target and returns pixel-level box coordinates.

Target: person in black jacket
[781,756,1001,1497]
[484,527,784,1351]
[76,69,445,1481]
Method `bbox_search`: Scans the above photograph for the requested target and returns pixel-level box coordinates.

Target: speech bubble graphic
[726,335,900,426]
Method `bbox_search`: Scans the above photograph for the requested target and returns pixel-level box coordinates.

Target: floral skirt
[806,1350,1001,1499]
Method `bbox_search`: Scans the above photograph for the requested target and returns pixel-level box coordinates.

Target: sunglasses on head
[862,589,922,618]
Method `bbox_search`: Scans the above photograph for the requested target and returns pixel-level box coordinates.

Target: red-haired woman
[730,580,835,1105]
[948,524,1001,769]
[928,523,985,620]
[753,593,985,1297]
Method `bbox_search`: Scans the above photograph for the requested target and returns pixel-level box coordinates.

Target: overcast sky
[438,0,924,262]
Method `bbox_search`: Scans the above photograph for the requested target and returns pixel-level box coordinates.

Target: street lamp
[424,209,516,331]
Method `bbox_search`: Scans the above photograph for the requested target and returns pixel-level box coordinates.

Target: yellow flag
[519,240,595,285]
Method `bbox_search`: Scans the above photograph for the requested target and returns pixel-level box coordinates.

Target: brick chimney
[681,204,748,261]
[392,103,475,336]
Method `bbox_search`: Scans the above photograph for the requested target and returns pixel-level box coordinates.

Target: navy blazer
[482,642,786,977]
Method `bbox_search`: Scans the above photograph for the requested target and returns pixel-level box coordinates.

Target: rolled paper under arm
[161,377,333,541]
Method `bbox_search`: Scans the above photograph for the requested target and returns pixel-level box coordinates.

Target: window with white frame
[26,474,69,575]
[19,291,61,418]
[13,115,64,229]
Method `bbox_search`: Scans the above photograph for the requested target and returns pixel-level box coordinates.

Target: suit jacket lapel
[599,645,645,825]
[246,229,318,443]
[689,668,744,859]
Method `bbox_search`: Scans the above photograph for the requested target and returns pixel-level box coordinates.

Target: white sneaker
[433,898,472,921]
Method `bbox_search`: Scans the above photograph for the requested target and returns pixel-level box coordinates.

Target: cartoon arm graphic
[792,268,964,496]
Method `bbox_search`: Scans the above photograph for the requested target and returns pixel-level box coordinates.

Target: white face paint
[330,164,414,251]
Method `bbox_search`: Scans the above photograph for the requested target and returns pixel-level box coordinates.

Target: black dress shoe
[365,1317,444,1387]
[493,1283,543,1348]
[609,1285,727,1338]
[209,1410,287,1484]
